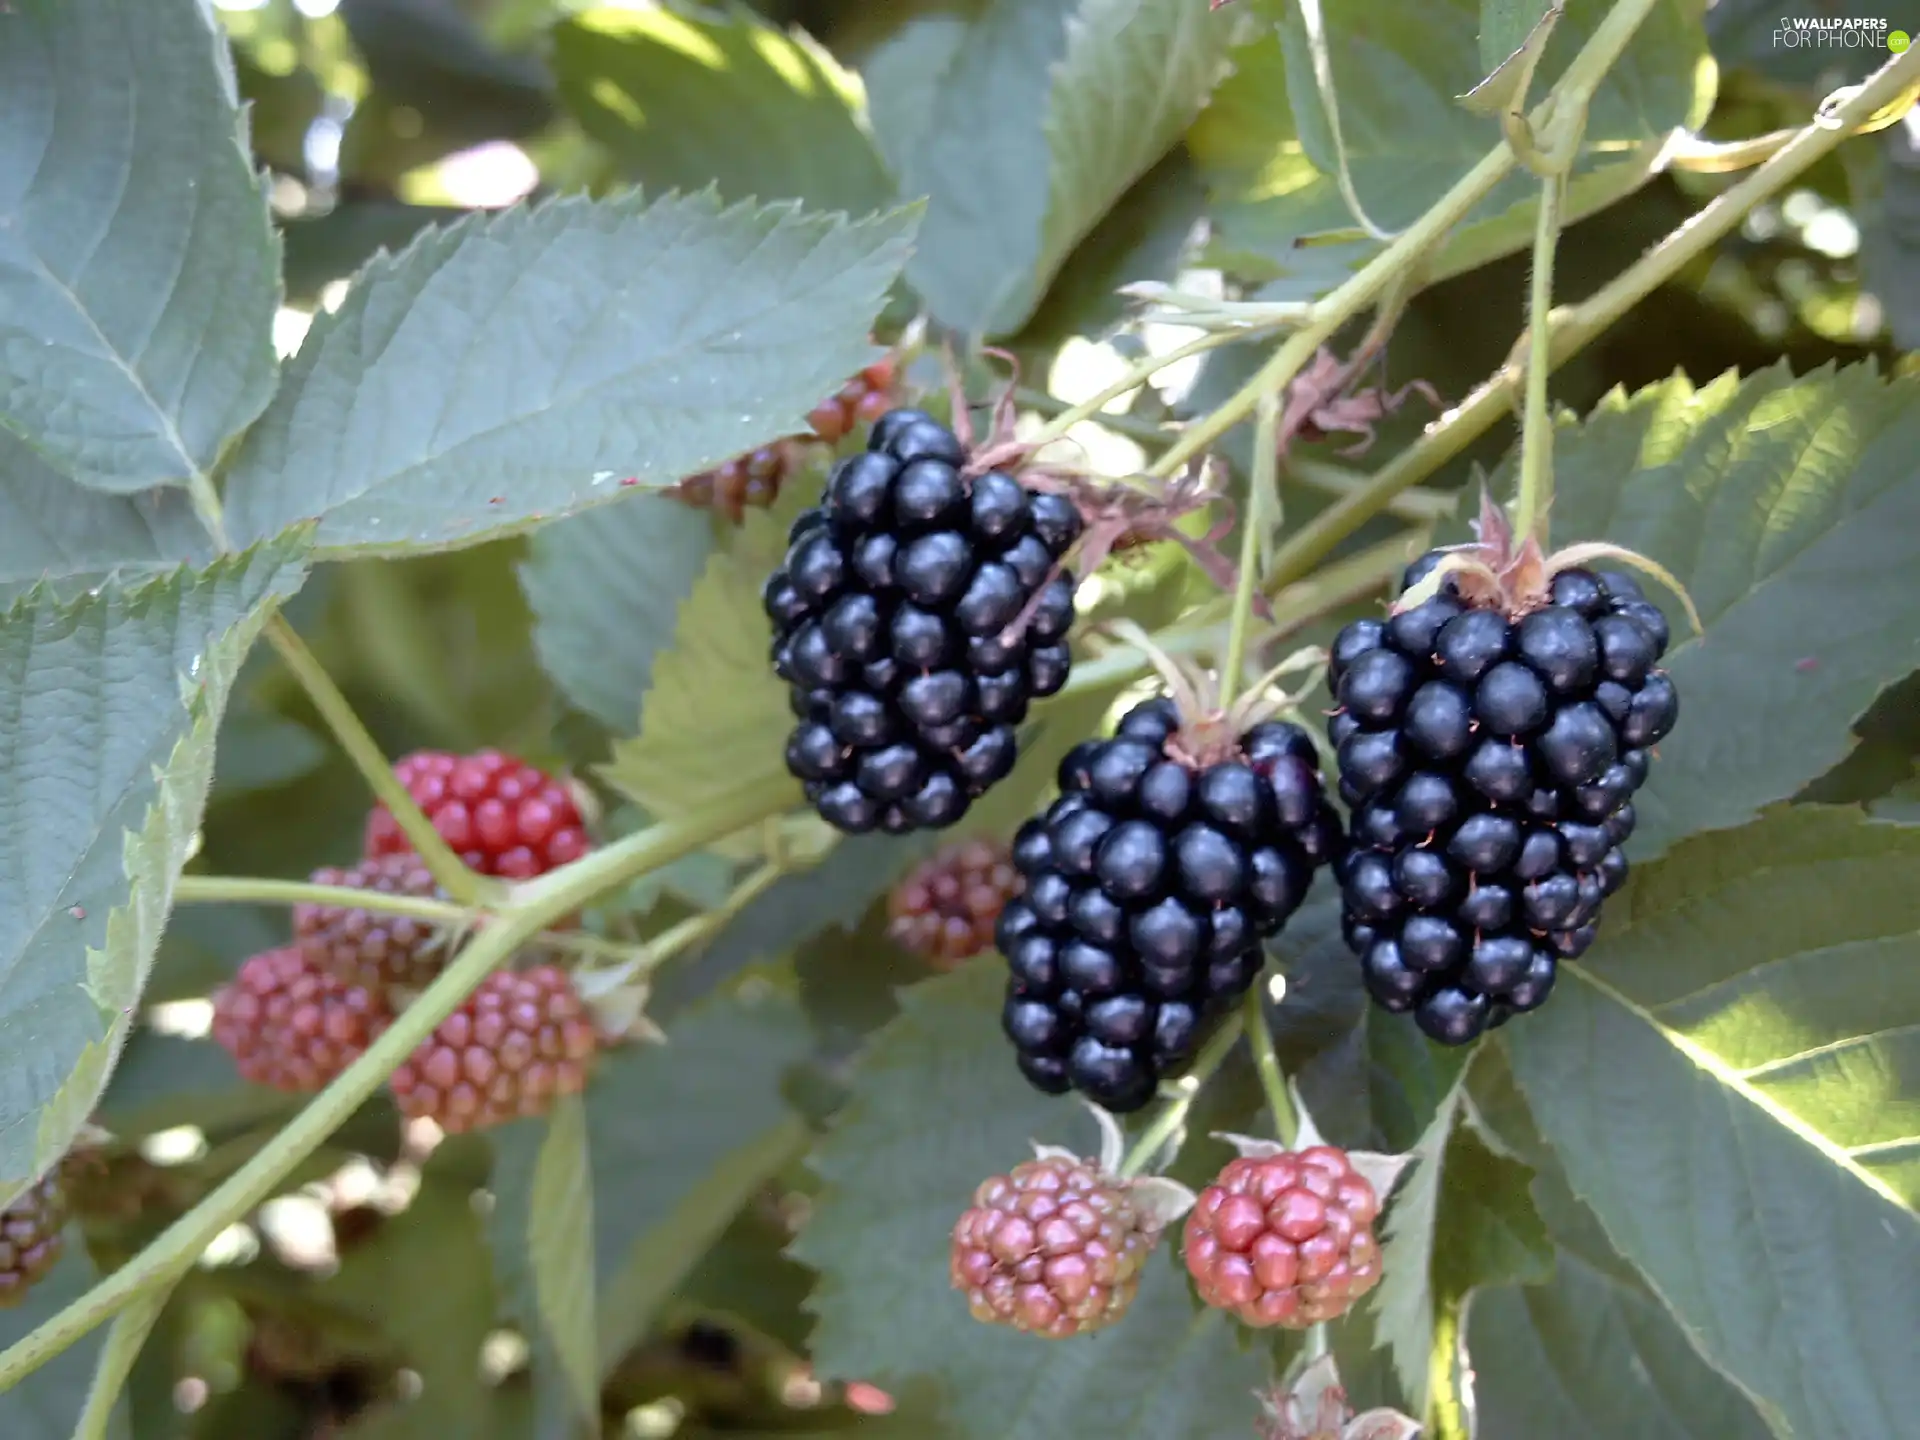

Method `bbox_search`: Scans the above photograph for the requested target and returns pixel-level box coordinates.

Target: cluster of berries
[767,408,1080,836]
[0,1169,70,1309]
[1329,551,1678,1043]
[950,1128,1387,1338]
[212,751,599,1134]
[997,698,1341,1113]
[671,358,898,523]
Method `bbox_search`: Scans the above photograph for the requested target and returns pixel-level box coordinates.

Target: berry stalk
[1241,985,1298,1148]
[1512,169,1567,548]
[1023,330,1250,451]
[1116,1013,1246,1179]
[72,1293,164,1440]
[1219,387,1281,713]
[262,617,488,907]
[0,781,792,1386]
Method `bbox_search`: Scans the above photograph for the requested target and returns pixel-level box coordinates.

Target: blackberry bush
[1330,500,1688,1044]
[766,406,1083,835]
[996,689,1341,1113]
[17,7,1908,1435]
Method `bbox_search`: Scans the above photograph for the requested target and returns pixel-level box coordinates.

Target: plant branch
[1260,43,1920,593]
[1118,1013,1246,1178]
[1242,985,1298,1148]
[263,616,488,906]
[1025,331,1251,450]
[173,874,473,926]
[0,783,794,1387]
[72,1292,166,1440]
[1512,170,1565,546]
[1220,388,1279,710]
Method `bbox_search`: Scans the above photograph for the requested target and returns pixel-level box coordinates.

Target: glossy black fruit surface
[765,410,1083,834]
[996,699,1344,1111]
[1328,554,1679,1043]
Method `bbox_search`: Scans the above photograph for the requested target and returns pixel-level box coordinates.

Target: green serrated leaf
[0,433,211,603]
[1370,1084,1461,1407]
[1506,806,1920,1438]
[598,508,799,825]
[553,6,892,216]
[222,192,916,558]
[1503,361,1920,859]
[0,0,280,494]
[0,1237,121,1436]
[1463,1,1562,117]
[868,0,1232,337]
[520,495,714,732]
[1465,1052,1777,1440]
[794,959,1271,1439]
[526,1096,599,1424]
[0,539,309,1203]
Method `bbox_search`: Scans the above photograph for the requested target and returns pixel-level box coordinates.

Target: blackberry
[0,1171,68,1308]
[996,696,1341,1113]
[1331,543,1679,1044]
[949,1150,1159,1338]
[213,947,392,1092]
[294,854,449,994]
[1183,1145,1384,1329]
[386,966,597,1135]
[887,839,1021,969]
[767,409,1082,835]
[365,750,591,880]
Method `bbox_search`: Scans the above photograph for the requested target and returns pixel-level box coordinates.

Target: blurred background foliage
[59,1,1920,1435]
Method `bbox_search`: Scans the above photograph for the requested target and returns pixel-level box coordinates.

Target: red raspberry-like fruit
[0,1172,68,1308]
[294,854,449,994]
[212,947,392,1093]
[1183,1146,1383,1328]
[386,966,598,1135]
[887,839,1021,969]
[949,1152,1160,1337]
[364,749,590,880]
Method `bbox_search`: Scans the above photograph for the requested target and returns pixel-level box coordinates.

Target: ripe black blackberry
[1331,506,1688,1046]
[765,407,1081,835]
[996,692,1342,1113]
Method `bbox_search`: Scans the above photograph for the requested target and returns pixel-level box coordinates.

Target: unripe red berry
[387,966,598,1135]
[212,947,391,1093]
[294,854,448,994]
[0,1171,68,1308]
[887,839,1020,968]
[364,749,590,881]
[1183,1145,1383,1328]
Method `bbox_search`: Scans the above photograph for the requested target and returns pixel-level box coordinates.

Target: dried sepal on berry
[1257,1355,1422,1440]
[1282,347,1440,459]
[1395,488,1702,632]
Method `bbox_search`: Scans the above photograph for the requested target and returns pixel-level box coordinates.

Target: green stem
[1259,42,1920,594]
[1025,330,1250,449]
[173,874,473,926]
[1142,0,1673,488]
[72,1293,166,1440]
[0,783,793,1388]
[1218,388,1279,709]
[1242,986,1299,1148]
[1511,170,1565,547]
[1118,1014,1246,1178]
[186,473,231,553]
[263,616,488,907]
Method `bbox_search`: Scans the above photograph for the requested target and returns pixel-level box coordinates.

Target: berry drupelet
[996,695,1342,1113]
[766,408,1082,835]
[1331,529,1681,1045]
